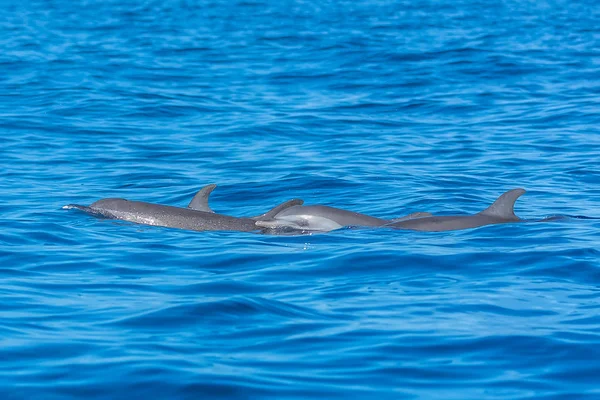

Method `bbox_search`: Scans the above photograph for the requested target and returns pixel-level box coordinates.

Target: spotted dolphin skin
[64,187,303,233]
[386,188,526,232]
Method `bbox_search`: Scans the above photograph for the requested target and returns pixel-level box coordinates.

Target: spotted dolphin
[64,187,303,233]
[386,188,526,232]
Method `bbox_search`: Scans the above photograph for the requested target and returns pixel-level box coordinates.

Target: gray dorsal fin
[252,199,304,220]
[478,188,526,220]
[188,184,217,212]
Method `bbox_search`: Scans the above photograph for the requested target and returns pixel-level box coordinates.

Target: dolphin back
[390,212,433,223]
[253,200,304,220]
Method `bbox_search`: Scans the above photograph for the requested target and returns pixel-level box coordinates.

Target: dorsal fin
[478,188,526,220]
[252,199,304,220]
[188,184,217,212]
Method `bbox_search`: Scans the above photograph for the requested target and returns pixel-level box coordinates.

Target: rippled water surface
[2,0,600,398]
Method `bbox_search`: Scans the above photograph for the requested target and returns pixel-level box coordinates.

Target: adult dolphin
[195,184,431,232]
[386,188,526,232]
[63,187,303,233]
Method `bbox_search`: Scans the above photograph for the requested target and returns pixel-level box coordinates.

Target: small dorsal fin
[478,188,526,220]
[252,199,304,220]
[188,184,217,212]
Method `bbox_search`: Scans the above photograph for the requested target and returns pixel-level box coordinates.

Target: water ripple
[1,0,600,398]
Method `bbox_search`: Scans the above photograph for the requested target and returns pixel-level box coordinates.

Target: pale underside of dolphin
[64,186,303,233]
[256,188,527,233]
[386,188,526,232]
[192,184,431,232]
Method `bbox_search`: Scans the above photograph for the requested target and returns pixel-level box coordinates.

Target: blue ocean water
[2,0,600,398]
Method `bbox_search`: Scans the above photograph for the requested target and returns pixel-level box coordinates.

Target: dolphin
[386,188,526,232]
[191,185,431,232]
[64,186,303,233]
[256,205,432,232]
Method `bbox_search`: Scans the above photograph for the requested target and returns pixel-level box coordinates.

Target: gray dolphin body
[64,185,529,234]
[256,205,431,232]
[255,188,526,233]
[386,188,526,232]
[64,186,303,233]
[191,185,430,232]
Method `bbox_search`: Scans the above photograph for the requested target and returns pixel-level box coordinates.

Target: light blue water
[1,0,600,398]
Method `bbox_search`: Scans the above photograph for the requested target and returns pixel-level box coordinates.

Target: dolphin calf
[64,186,303,233]
[191,184,431,232]
[386,188,526,232]
[256,205,432,232]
